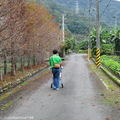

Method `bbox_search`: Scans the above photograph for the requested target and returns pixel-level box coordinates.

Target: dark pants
[52,68,60,88]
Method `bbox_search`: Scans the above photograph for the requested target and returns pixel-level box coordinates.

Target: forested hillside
[39,0,120,27]
[36,0,120,36]
[54,0,120,26]
[36,0,107,38]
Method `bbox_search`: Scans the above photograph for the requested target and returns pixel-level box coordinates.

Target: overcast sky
[115,0,120,1]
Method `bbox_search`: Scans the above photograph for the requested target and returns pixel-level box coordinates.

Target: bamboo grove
[0,0,62,80]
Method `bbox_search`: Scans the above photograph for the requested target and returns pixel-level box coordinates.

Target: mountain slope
[54,0,120,26]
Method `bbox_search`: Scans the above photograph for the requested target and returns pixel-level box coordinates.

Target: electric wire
[100,0,112,18]
[99,0,103,2]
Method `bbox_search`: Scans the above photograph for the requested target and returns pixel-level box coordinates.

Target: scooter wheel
[61,83,64,88]
[51,83,53,88]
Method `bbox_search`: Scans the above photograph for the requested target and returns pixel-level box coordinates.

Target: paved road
[0,54,120,120]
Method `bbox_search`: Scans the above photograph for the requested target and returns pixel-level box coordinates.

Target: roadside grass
[89,61,120,106]
[0,101,13,110]
[0,87,21,101]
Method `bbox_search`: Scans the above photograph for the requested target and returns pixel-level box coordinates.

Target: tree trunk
[33,54,37,66]
[0,71,2,81]
[27,55,31,69]
[41,52,44,64]
[21,55,24,71]
[11,55,16,76]
[15,57,17,71]
[4,53,7,75]
[0,64,3,81]
[38,55,41,65]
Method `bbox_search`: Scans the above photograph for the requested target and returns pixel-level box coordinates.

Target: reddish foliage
[0,0,62,80]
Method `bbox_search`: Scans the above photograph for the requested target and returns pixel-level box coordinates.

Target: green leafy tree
[101,44,114,55]
[111,27,120,55]
[76,40,88,51]
[64,37,75,52]
[90,27,120,56]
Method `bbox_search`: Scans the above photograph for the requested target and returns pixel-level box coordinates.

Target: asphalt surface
[0,54,120,120]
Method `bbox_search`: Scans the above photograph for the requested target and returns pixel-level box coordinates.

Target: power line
[100,0,112,18]
[99,0,103,2]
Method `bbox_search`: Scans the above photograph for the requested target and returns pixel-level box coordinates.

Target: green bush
[101,55,120,73]
[78,50,87,53]
[101,44,114,55]
[77,40,88,50]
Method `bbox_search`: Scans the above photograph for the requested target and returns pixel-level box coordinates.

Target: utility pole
[62,14,65,57]
[62,14,65,43]
[115,18,118,27]
[96,0,100,67]
[88,0,92,60]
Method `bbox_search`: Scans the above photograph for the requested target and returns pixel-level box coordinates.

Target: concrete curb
[91,58,120,86]
[0,65,48,94]
[100,66,120,86]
